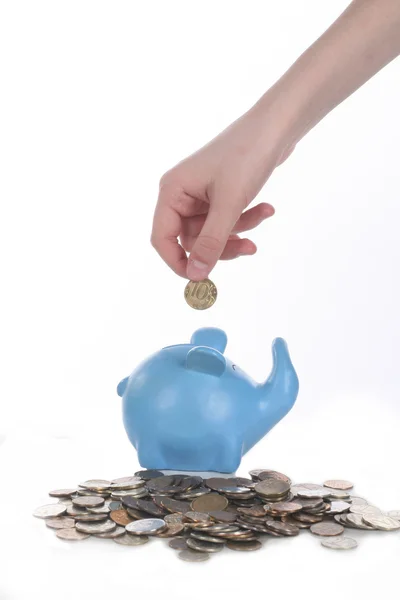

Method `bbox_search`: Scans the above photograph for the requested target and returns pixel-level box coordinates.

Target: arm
[258,0,400,148]
[152,0,400,281]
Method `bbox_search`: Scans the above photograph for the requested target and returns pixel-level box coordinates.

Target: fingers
[220,236,257,260]
[186,195,243,280]
[182,202,274,239]
[151,200,188,277]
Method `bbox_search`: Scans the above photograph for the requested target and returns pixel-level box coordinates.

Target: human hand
[151,106,295,281]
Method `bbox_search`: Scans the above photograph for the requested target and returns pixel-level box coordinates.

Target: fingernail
[187,258,209,280]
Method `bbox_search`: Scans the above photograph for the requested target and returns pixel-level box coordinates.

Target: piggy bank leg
[137,440,165,470]
[211,435,242,473]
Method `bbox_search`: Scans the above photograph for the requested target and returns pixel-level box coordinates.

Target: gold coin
[184,279,217,310]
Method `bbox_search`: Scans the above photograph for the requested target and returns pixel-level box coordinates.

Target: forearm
[256,0,400,147]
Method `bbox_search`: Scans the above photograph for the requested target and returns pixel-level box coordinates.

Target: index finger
[151,196,188,277]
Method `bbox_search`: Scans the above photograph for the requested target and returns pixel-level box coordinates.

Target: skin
[151,0,400,281]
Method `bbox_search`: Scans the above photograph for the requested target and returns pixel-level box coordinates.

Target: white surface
[1,0,399,598]
[1,411,400,600]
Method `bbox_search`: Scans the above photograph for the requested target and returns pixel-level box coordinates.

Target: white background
[1,1,399,598]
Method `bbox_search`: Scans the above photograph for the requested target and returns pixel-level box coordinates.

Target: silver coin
[87,504,111,514]
[95,526,126,538]
[169,537,189,550]
[45,517,75,529]
[321,536,358,550]
[346,513,376,530]
[190,532,226,544]
[178,549,210,562]
[349,504,381,516]
[48,489,77,498]
[164,514,185,525]
[56,528,91,541]
[325,489,351,500]
[79,479,111,490]
[33,504,67,519]
[125,518,167,535]
[66,506,89,518]
[226,540,263,551]
[387,510,400,519]
[362,513,400,531]
[110,477,144,490]
[111,488,147,499]
[326,501,351,515]
[73,512,109,522]
[73,496,105,508]
[58,499,74,507]
[349,496,368,506]
[187,538,224,553]
[76,519,116,534]
[113,534,150,546]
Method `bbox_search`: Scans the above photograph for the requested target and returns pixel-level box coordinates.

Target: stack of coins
[33,469,400,562]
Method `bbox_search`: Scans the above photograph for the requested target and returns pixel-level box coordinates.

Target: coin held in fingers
[184,279,217,310]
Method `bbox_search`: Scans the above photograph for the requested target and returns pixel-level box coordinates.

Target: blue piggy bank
[117,328,299,473]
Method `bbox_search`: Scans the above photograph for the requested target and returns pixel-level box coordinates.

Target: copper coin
[310,522,344,536]
[208,511,237,523]
[110,509,134,526]
[169,537,189,550]
[227,540,262,551]
[292,512,324,524]
[191,493,228,513]
[49,489,77,498]
[73,496,105,508]
[156,523,185,537]
[265,519,299,536]
[264,501,302,515]
[56,528,91,541]
[258,471,291,485]
[113,534,150,546]
[282,515,311,529]
[184,512,211,523]
[323,480,353,491]
[254,479,290,498]
[45,517,75,530]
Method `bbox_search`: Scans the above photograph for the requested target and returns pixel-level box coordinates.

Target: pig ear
[190,328,227,353]
[186,346,226,377]
[117,376,129,397]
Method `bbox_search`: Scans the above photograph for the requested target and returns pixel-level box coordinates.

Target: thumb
[187,201,241,280]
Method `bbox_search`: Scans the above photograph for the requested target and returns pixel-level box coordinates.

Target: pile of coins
[33,469,400,562]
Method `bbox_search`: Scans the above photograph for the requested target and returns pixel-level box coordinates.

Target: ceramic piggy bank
[117,328,299,473]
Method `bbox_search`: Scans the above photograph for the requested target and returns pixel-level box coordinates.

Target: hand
[151,105,295,281]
